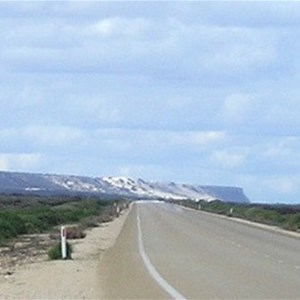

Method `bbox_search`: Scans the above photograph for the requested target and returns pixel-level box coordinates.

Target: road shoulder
[0,205,132,299]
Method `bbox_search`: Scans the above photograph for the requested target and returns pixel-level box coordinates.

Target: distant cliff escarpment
[0,171,250,203]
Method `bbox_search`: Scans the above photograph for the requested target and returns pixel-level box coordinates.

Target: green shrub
[0,196,122,243]
[282,213,300,231]
[0,211,26,241]
[19,206,62,233]
[0,219,17,240]
[48,241,72,260]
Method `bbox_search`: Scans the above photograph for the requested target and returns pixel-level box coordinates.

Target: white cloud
[23,126,84,146]
[0,128,18,139]
[221,93,259,124]
[88,17,151,38]
[202,27,277,72]
[0,9,278,78]
[210,149,246,169]
[263,137,300,159]
[82,129,227,163]
[0,153,42,171]
[262,177,298,195]
[70,97,121,124]
[0,126,84,149]
[173,2,300,28]
[170,131,226,147]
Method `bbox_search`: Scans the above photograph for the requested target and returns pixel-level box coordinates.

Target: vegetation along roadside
[168,199,300,233]
[0,194,128,245]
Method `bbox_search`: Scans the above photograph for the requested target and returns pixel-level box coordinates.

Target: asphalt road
[99,201,300,299]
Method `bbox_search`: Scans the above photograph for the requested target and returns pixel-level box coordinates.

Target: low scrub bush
[171,199,300,233]
[0,196,124,242]
[66,226,86,239]
[0,211,27,242]
[48,241,72,260]
[282,213,300,231]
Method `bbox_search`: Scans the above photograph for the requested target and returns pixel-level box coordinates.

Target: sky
[1,1,300,203]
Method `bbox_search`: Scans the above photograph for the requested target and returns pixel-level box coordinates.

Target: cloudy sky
[1,2,300,203]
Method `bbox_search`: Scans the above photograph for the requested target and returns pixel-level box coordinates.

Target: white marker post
[61,226,67,259]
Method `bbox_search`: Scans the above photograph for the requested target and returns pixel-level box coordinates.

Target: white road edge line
[137,206,187,300]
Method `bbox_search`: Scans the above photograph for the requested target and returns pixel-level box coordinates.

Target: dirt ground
[0,204,131,299]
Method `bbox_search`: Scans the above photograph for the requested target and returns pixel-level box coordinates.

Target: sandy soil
[0,205,131,299]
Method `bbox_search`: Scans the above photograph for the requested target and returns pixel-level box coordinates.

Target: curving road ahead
[99,201,300,299]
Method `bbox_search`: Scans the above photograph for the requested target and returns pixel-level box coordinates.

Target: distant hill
[0,171,250,203]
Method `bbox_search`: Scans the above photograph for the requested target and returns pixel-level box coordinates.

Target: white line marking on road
[137,206,186,300]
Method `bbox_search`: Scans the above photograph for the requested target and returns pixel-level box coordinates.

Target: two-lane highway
[99,201,300,299]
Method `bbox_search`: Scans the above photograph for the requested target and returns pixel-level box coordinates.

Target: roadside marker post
[61,226,67,259]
